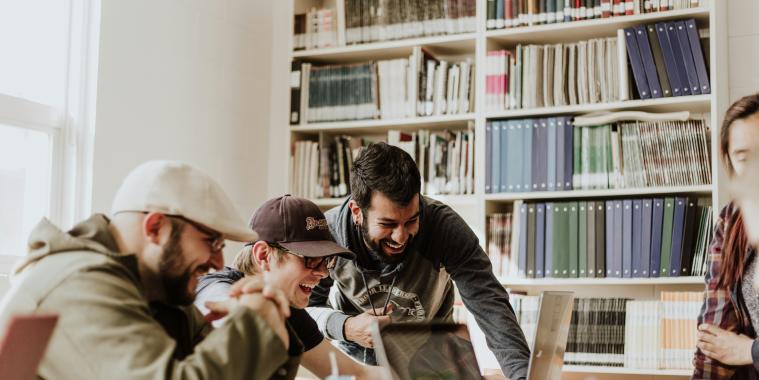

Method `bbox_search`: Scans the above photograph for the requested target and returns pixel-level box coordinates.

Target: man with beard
[307,143,531,380]
[0,161,296,380]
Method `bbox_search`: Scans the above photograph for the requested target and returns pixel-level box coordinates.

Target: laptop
[0,314,59,380]
[371,291,574,380]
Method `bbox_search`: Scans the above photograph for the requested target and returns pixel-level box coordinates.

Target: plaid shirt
[693,203,759,379]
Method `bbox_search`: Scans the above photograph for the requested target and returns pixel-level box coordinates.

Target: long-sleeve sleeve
[307,274,351,341]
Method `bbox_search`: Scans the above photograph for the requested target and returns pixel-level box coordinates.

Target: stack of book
[388,126,475,195]
[487,212,513,277]
[623,19,710,99]
[487,0,703,29]
[485,37,620,111]
[565,298,628,367]
[291,136,366,199]
[509,292,702,370]
[488,197,713,279]
[624,292,703,370]
[289,48,474,124]
[485,117,711,194]
[293,7,338,50]
[345,0,476,45]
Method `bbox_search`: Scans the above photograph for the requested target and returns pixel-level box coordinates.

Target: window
[0,0,100,265]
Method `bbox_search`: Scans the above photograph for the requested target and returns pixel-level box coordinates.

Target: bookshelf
[284,0,729,378]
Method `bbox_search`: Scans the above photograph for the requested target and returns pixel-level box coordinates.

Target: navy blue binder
[655,22,685,97]
[632,199,643,277]
[622,199,633,278]
[685,18,710,94]
[666,22,693,96]
[634,25,663,98]
[669,197,687,277]
[641,199,653,277]
[624,27,651,99]
[650,198,664,277]
[674,21,701,95]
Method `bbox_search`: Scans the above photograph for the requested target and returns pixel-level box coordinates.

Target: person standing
[307,143,530,380]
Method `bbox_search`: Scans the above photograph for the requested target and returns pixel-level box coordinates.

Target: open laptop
[372,291,574,380]
[0,314,58,380]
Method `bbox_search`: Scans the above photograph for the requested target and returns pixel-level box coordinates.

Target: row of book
[344,0,476,45]
[389,127,475,195]
[291,127,475,199]
[289,49,475,124]
[484,117,711,194]
[293,8,337,51]
[486,0,703,30]
[486,197,713,279]
[623,19,710,99]
[510,292,702,369]
[485,37,622,111]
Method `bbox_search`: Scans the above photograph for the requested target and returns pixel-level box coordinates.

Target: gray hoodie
[307,196,530,379]
[0,214,298,380]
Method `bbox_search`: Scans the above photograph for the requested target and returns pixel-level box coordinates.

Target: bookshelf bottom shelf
[562,365,691,376]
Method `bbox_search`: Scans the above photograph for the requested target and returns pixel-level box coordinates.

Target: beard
[359,215,413,267]
[157,233,196,306]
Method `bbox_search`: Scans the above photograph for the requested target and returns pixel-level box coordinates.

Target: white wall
[728,0,759,103]
[92,0,275,261]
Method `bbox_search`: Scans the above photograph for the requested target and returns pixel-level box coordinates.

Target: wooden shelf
[563,365,692,376]
[486,7,709,46]
[485,94,711,119]
[500,276,704,286]
[291,113,475,135]
[292,33,476,63]
[484,185,714,202]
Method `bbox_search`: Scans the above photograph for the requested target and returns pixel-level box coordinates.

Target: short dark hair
[350,142,421,210]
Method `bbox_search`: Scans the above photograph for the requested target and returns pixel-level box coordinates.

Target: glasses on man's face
[167,215,225,252]
[269,242,337,270]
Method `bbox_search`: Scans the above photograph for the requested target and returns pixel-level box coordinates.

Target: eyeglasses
[269,242,338,270]
[167,215,225,252]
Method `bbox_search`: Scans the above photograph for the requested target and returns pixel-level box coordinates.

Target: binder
[634,25,663,98]
[631,200,643,277]
[623,27,651,99]
[547,117,558,191]
[685,18,711,94]
[669,197,687,277]
[518,203,528,277]
[485,122,492,193]
[595,202,606,277]
[579,202,588,277]
[536,203,546,278]
[650,198,665,277]
[532,119,548,191]
[673,21,701,95]
[587,200,597,278]
[641,199,653,277]
[491,121,502,193]
[680,200,700,276]
[655,22,685,96]
[646,24,672,97]
[527,204,537,278]
[605,201,615,277]
[545,203,555,277]
[500,120,510,193]
[523,121,533,192]
[569,202,580,278]
[665,22,693,96]
[290,61,303,125]
[622,199,633,278]
[506,121,520,192]
[613,200,623,278]
[660,197,675,277]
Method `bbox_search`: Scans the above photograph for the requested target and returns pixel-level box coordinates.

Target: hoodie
[306,196,530,379]
[0,214,296,380]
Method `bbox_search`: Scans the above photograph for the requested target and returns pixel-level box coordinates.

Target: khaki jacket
[0,215,299,380]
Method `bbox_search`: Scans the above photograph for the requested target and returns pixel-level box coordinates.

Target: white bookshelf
[285,0,728,378]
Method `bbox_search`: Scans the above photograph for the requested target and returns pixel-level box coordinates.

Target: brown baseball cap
[249,194,355,259]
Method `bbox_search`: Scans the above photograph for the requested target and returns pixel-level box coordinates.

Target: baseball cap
[111,160,257,242]
[249,194,354,259]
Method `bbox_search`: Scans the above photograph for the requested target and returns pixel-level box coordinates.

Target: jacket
[0,214,299,380]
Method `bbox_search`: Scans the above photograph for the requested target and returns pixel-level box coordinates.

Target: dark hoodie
[306,196,530,379]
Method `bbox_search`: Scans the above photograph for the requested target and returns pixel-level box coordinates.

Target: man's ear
[142,212,168,245]
[348,199,363,225]
[252,241,272,271]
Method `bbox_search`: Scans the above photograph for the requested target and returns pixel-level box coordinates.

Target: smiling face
[350,191,420,265]
[255,242,329,309]
[158,217,225,306]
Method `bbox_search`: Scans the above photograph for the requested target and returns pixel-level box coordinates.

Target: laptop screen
[373,322,482,380]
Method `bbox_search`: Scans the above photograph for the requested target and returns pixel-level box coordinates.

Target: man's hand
[697,323,754,365]
[345,305,393,348]
[229,277,291,318]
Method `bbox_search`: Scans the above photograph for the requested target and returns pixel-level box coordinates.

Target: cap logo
[305,217,329,231]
